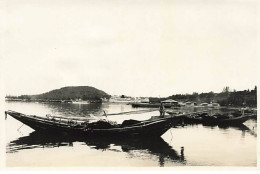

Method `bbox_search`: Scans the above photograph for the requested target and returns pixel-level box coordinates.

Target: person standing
[159,103,165,117]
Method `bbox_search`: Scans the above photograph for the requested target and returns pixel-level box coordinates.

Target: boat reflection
[84,136,186,166]
[7,132,74,153]
[7,131,186,166]
[218,124,257,137]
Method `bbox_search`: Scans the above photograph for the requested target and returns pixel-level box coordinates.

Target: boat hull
[182,115,250,126]
[218,116,251,126]
[5,111,181,138]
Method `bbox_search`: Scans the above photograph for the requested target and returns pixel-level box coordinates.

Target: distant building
[161,99,179,107]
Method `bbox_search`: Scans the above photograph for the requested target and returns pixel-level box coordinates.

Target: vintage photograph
[1,0,258,169]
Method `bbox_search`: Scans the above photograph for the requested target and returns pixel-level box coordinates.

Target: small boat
[217,115,251,126]
[5,110,181,138]
[200,114,250,126]
[167,112,251,126]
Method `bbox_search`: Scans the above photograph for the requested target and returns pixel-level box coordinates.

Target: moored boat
[167,111,252,126]
[5,110,181,138]
[217,115,251,126]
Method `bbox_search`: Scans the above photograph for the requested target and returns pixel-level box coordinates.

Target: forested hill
[29,86,111,101]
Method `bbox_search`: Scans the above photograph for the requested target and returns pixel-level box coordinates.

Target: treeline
[6,95,31,100]
[149,86,257,107]
[6,86,257,107]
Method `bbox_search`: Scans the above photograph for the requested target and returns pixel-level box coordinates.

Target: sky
[1,0,258,97]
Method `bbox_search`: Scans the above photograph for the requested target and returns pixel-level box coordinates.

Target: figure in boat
[159,103,165,118]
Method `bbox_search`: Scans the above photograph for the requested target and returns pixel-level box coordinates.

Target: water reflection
[42,102,104,116]
[86,136,186,166]
[218,124,257,138]
[7,132,73,153]
[7,131,186,166]
[5,102,257,166]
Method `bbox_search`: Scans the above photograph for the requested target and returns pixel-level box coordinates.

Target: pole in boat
[5,111,7,120]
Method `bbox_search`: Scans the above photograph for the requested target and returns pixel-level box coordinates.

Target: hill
[20,86,110,101]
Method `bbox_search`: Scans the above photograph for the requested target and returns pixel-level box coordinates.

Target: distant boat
[5,110,182,138]
[109,96,135,103]
[72,100,90,104]
[132,99,181,108]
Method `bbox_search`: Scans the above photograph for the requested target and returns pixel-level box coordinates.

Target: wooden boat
[182,115,251,126]
[5,110,181,138]
[185,115,219,126]
[217,115,251,126]
[167,112,251,126]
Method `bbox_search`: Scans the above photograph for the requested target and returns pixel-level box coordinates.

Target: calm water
[5,101,257,167]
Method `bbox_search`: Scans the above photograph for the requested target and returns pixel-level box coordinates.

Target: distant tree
[222,86,230,93]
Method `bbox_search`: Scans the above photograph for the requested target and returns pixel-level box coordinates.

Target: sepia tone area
[1,0,258,169]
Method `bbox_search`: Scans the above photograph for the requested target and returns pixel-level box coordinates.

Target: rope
[17,124,24,131]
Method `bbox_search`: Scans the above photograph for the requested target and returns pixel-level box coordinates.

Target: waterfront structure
[161,99,179,107]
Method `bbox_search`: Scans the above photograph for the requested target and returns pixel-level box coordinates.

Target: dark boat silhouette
[5,110,182,138]
[176,112,252,126]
